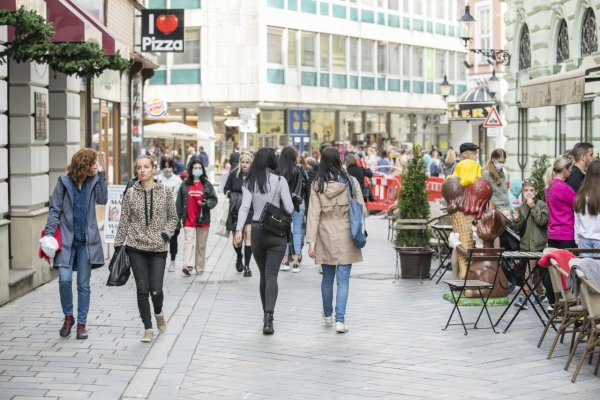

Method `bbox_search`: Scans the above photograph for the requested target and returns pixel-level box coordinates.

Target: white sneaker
[335,322,349,333]
[292,265,301,273]
[318,266,323,274]
[280,264,290,271]
[322,312,333,325]
[168,260,175,272]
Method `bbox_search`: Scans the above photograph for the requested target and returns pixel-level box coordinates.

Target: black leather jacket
[176,179,218,226]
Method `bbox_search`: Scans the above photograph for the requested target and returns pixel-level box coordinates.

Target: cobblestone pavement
[1,216,599,399]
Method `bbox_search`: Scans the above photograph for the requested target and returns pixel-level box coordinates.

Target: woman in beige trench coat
[306,147,366,333]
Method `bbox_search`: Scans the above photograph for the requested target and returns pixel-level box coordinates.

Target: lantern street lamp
[440,75,451,101]
[459,5,511,66]
[487,69,500,100]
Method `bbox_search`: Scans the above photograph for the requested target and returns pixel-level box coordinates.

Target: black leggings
[127,249,167,329]
[251,224,287,313]
[169,228,180,261]
[541,239,577,305]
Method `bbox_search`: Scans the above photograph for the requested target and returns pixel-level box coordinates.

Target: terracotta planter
[398,248,434,279]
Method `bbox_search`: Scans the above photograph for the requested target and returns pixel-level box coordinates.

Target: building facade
[504,0,600,179]
[0,0,157,305]
[144,0,469,167]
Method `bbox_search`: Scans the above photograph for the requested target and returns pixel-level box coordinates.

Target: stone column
[8,59,52,289]
[48,70,81,188]
[0,28,9,304]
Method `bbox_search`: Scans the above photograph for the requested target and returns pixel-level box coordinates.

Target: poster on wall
[141,9,185,53]
[103,185,126,244]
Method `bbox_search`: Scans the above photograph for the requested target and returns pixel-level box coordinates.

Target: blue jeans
[577,238,600,257]
[285,201,305,256]
[321,264,352,323]
[58,243,91,324]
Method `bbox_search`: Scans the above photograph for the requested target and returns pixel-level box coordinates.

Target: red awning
[46,0,102,44]
[63,0,118,56]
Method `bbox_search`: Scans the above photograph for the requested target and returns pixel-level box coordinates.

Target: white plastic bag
[212,193,230,238]
[39,235,59,259]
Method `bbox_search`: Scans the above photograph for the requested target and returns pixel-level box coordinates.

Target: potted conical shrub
[395,144,433,278]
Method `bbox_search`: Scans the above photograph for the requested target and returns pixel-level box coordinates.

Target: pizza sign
[141,9,185,53]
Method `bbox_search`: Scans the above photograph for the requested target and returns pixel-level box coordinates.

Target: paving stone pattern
[0,217,599,399]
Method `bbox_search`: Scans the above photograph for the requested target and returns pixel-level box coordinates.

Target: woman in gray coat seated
[43,149,108,340]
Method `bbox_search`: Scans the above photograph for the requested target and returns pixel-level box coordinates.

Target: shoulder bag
[347,179,367,248]
[259,176,292,237]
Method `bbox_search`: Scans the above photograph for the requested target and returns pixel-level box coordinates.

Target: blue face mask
[192,170,203,178]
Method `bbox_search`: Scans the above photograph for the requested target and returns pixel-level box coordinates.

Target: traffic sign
[483,106,503,127]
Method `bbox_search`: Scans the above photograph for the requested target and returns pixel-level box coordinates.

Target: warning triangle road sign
[484,106,503,128]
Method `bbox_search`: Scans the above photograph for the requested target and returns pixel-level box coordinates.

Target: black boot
[243,264,252,277]
[59,315,75,337]
[234,245,243,272]
[263,312,274,335]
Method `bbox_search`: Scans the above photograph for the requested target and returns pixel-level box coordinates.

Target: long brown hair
[67,148,97,186]
[485,148,507,185]
[574,159,600,215]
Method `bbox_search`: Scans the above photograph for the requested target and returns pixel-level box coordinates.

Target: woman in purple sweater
[542,153,576,308]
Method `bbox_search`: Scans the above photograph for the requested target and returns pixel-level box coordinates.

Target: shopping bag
[106,246,131,287]
[212,193,230,238]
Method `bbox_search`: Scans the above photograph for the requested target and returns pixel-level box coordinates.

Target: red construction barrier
[366,171,402,212]
[426,177,444,202]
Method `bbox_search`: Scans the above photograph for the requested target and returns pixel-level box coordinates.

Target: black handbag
[259,177,292,237]
[106,246,131,286]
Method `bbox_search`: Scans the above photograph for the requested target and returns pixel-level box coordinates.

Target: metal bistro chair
[545,259,586,360]
[570,268,600,383]
[428,214,452,284]
[442,248,503,335]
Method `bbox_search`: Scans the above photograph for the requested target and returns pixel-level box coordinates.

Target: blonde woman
[482,148,509,214]
[114,155,178,342]
[224,152,254,277]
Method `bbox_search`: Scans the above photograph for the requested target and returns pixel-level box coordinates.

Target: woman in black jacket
[176,158,218,276]
[224,152,254,277]
[346,154,373,202]
[277,147,309,272]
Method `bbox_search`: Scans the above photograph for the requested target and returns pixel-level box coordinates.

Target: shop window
[173,29,200,65]
[259,110,285,134]
[267,27,284,64]
[171,69,201,84]
[556,19,569,63]
[581,8,598,56]
[171,0,200,8]
[519,24,531,70]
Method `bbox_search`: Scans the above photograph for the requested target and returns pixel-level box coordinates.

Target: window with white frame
[389,43,400,75]
[288,29,297,67]
[435,49,445,81]
[349,37,359,72]
[476,5,491,64]
[413,0,423,15]
[321,33,330,70]
[402,0,409,13]
[173,29,200,65]
[267,27,283,64]
[388,0,399,11]
[362,0,374,6]
[402,45,411,77]
[361,39,374,73]
[448,51,456,82]
[412,47,423,77]
[377,42,386,74]
[332,35,346,70]
[435,0,445,20]
[302,31,317,67]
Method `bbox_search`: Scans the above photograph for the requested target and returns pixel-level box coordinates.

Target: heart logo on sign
[156,14,179,35]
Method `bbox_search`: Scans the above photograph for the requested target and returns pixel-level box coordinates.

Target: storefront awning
[46,0,102,44]
[63,0,129,57]
[520,68,586,108]
[447,86,495,121]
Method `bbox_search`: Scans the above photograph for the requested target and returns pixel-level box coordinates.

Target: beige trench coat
[306,177,367,265]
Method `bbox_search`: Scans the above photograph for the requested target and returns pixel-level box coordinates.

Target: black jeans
[251,224,287,313]
[127,249,167,329]
[169,228,180,261]
[541,239,578,305]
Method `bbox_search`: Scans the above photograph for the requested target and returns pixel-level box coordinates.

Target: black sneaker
[76,323,88,340]
[59,315,75,337]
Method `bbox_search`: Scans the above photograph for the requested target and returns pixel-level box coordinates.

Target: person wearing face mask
[176,158,218,276]
[482,148,510,216]
[158,157,183,272]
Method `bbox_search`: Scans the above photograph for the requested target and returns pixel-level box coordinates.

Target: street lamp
[440,75,451,101]
[487,69,500,100]
[458,4,511,66]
